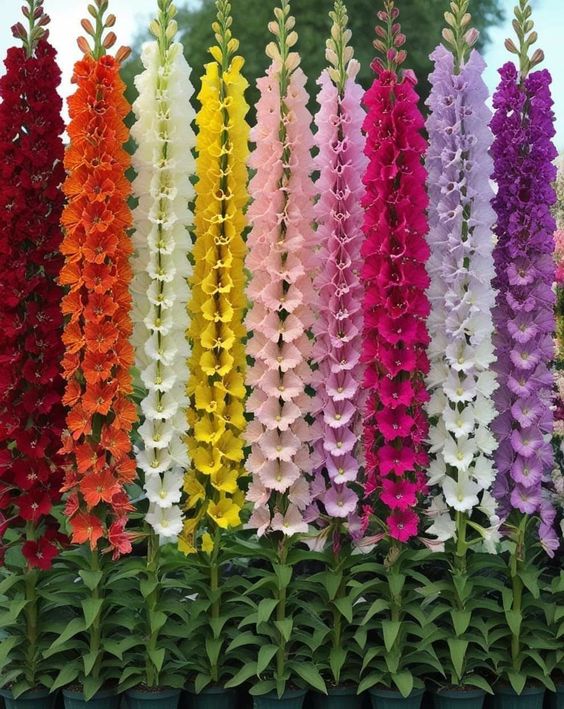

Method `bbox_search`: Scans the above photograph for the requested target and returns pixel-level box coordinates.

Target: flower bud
[81,18,95,35]
[504,37,518,54]
[103,31,117,49]
[115,45,131,63]
[105,14,116,27]
[464,28,479,47]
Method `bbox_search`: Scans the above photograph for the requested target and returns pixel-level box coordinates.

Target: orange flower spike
[59,0,136,556]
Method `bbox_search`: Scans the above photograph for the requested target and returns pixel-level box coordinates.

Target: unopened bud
[11,22,26,40]
[396,49,407,64]
[105,14,116,27]
[103,31,117,48]
[165,20,177,39]
[81,18,95,35]
[530,47,544,66]
[464,28,479,47]
[504,37,518,54]
[377,10,387,22]
[77,35,91,55]
[527,30,538,46]
[115,45,132,63]
[386,47,397,61]
[442,27,455,45]
[395,33,406,47]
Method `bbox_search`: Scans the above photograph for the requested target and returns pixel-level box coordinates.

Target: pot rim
[125,687,181,699]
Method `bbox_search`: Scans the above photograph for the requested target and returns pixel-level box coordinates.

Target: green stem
[455,510,467,574]
[89,549,102,684]
[23,568,38,687]
[331,549,344,685]
[510,518,526,671]
[209,526,221,684]
[276,538,289,688]
[146,533,160,688]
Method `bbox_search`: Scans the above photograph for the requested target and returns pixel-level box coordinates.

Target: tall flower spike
[181,0,249,553]
[130,0,195,545]
[309,1,367,546]
[59,2,136,556]
[0,1,67,568]
[424,2,500,553]
[490,0,559,554]
[245,1,318,537]
[360,1,431,543]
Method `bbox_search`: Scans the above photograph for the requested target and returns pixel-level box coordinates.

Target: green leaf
[274,618,293,642]
[194,673,212,694]
[0,600,28,627]
[82,650,99,676]
[292,662,327,694]
[78,570,103,591]
[81,598,104,630]
[392,671,414,698]
[148,646,165,674]
[507,671,526,695]
[450,609,471,636]
[358,673,382,694]
[329,646,346,682]
[224,662,258,688]
[519,569,540,599]
[274,564,292,590]
[257,598,279,624]
[382,619,401,653]
[505,609,522,637]
[205,637,222,668]
[465,674,494,694]
[50,663,80,692]
[0,636,18,668]
[321,571,343,601]
[447,638,468,681]
[249,680,277,696]
[83,674,104,701]
[149,609,167,635]
[46,618,85,652]
[140,577,158,599]
[333,596,353,623]
[257,644,278,674]
[226,632,263,652]
[362,599,389,625]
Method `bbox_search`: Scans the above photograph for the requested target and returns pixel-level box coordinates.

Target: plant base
[125,688,181,709]
[62,687,121,709]
[0,687,55,709]
[547,686,564,709]
[253,689,307,709]
[433,688,485,709]
[492,687,545,709]
[182,686,237,709]
[312,686,362,709]
[369,688,425,709]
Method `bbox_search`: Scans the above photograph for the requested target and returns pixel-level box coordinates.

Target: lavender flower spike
[490,0,559,555]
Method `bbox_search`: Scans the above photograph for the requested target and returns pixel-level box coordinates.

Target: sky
[0,0,562,152]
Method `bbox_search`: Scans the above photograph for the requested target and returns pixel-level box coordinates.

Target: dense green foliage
[122,0,504,115]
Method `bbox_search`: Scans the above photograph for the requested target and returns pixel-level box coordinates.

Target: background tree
[122,0,504,117]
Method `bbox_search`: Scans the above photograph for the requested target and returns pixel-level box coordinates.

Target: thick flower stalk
[130,0,194,545]
[59,1,136,556]
[360,1,430,543]
[424,3,499,553]
[309,0,366,541]
[245,0,318,536]
[0,1,67,568]
[490,0,559,554]
[181,0,249,553]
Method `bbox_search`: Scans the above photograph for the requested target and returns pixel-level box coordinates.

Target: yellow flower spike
[183,0,249,553]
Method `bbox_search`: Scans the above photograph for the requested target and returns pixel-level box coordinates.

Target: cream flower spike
[130,0,196,543]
